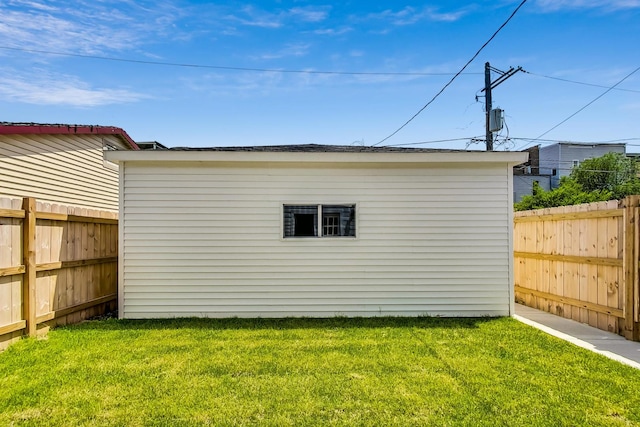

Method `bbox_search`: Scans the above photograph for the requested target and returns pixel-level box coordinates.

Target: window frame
[282,203,357,240]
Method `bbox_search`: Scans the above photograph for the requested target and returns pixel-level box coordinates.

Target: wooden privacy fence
[514,196,640,341]
[0,197,118,350]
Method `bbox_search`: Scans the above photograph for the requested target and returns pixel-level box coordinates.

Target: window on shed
[284,204,355,238]
[323,213,340,236]
[294,213,316,236]
[283,205,318,237]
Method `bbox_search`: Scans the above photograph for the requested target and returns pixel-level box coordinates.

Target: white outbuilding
[107,145,527,319]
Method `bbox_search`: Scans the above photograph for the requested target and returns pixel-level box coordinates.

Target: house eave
[0,123,140,150]
[106,149,528,166]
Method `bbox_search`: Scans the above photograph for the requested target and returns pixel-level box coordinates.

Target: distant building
[513,174,551,203]
[513,143,628,201]
[0,123,139,211]
[512,145,551,202]
[538,142,626,188]
[136,141,168,150]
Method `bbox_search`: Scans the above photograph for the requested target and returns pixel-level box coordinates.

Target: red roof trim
[0,123,140,150]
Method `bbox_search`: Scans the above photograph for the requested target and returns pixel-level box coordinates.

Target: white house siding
[120,160,515,318]
[0,133,127,211]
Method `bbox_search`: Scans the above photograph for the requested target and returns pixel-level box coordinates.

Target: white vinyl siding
[0,133,127,211]
[120,161,514,318]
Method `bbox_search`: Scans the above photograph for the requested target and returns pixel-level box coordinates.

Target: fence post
[635,198,640,342]
[622,196,640,341]
[22,197,37,337]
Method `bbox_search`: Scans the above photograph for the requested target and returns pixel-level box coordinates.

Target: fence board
[23,197,37,337]
[552,212,564,317]
[0,197,118,350]
[515,198,640,340]
[578,203,588,323]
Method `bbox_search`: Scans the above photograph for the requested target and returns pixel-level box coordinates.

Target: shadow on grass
[67,315,505,332]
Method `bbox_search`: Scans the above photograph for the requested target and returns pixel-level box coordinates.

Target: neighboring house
[512,145,552,202]
[513,174,551,203]
[136,141,168,150]
[512,143,627,200]
[107,145,527,319]
[0,123,139,211]
[538,142,626,188]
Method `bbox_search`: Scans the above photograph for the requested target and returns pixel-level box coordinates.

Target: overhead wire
[372,0,528,147]
[511,137,640,145]
[516,65,640,151]
[0,45,480,77]
[4,12,639,150]
[4,46,637,96]
[387,136,640,150]
[524,70,640,94]
[382,137,483,147]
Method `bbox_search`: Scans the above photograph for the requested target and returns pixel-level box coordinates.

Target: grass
[1,316,640,426]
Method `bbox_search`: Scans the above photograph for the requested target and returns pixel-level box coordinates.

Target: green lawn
[1,316,639,426]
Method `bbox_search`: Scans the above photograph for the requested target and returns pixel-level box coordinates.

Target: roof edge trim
[106,149,528,166]
[0,123,139,150]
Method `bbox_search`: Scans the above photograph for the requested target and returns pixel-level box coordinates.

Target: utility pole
[484,62,493,151]
[480,62,524,151]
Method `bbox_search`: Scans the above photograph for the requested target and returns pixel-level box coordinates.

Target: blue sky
[0,0,638,151]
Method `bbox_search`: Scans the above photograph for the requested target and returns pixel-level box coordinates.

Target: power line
[372,0,528,146]
[383,136,640,149]
[516,65,640,151]
[382,137,483,147]
[511,137,640,147]
[5,45,637,94]
[525,71,640,94]
[0,45,481,77]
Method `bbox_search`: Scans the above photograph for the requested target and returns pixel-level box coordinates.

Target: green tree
[570,152,638,192]
[515,177,612,211]
[514,152,640,211]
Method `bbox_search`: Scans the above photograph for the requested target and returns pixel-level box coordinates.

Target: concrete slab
[514,304,640,370]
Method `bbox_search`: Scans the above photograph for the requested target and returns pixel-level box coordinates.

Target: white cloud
[225,5,330,28]
[180,71,289,97]
[534,0,640,12]
[228,5,283,28]
[8,0,58,12]
[257,43,311,60]
[289,6,330,23]
[0,0,187,54]
[313,27,353,36]
[364,6,470,26]
[0,70,148,107]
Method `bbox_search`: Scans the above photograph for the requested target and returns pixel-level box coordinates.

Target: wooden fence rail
[514,196,640,341]
[0,197,118,350]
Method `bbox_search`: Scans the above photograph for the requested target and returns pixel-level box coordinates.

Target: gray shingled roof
[168,144,476,153]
